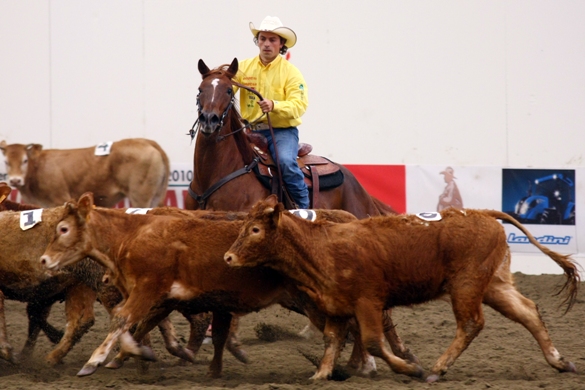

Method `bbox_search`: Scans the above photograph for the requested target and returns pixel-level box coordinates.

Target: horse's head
[197,58,239,135]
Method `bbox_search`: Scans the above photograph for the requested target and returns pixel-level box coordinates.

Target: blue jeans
[258,127,310,209]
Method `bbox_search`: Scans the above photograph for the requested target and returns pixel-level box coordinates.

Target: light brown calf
[39,193,421,378]
[224,195,580,381]
[0,138,169,207]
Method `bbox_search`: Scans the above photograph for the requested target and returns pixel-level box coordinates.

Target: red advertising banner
[344,164,406,214]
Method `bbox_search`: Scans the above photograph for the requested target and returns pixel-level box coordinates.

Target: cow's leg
[46,283,97,366]
[77,290,160,376]
[310,316,348,380]
[183,312,211,357]
[426,289,485,382]
[483,272,576,373]
[107,307,196,369]
[208,311,232,378]
[345,323,377,377]
[19,299,63,362]
[382,309,420,364]
[225,315,249,363]
[0,290,16,364]
[355,302,425,379]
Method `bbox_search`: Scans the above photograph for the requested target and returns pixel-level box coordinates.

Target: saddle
[246,130,344,208]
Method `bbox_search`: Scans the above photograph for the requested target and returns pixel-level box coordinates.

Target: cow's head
[224,194,283,268]
[0,141,43,188]
[40,192,95,272]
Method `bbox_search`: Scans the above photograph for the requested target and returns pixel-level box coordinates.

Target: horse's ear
[227,58,238,76]
[198,59,210,76]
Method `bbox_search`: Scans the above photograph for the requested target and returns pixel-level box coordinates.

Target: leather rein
[186,81,284,209]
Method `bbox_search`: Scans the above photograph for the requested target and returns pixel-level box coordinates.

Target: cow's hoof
[105,357,125,369]
[140,345,157,362]
[561,361,577,373]
[77,363,99,376]
[172,347,196,363]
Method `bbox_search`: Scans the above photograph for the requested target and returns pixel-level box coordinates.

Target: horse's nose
[198,111,220,133]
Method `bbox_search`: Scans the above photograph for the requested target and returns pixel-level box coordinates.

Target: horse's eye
[227,88,233,95]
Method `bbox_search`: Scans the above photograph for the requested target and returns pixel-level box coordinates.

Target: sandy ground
[1,273,585,390]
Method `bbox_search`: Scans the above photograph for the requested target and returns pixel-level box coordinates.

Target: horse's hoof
[105,357,124,369]
[77,363,99,376]
[426,374,440,383]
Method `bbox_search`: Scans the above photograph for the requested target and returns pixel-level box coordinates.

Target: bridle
[186,78,286,209]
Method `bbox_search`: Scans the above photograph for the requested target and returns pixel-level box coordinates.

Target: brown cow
[0,138,169,207]
[0,190,195,368]
[0,201,103,366]
[39,193,422,378]
[224,195,580,381]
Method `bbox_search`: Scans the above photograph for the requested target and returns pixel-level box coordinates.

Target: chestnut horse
[184,58,409,374]
[186,58,395,216]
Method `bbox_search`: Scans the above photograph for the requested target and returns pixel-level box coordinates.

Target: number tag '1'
[20,209,43,230]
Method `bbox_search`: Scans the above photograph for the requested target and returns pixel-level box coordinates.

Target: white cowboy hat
[249,16,297,48]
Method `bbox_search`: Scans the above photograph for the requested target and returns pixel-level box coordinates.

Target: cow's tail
[147,140,171,207]
[485,209,580,313]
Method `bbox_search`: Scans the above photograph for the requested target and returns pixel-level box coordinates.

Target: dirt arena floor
[2,273,585,390]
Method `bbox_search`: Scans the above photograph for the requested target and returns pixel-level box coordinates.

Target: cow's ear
[25,144,43,159]
[265,194,279,208]
[78,192,95,220]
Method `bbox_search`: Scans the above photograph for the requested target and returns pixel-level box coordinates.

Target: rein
[186,80,286,209]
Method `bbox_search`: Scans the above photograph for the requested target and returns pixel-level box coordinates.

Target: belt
[251,123,270,131]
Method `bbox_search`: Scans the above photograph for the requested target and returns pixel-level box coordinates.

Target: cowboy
[437,166,464,211]
[234,16,310,209]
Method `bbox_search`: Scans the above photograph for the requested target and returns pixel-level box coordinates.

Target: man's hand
[258,99,274,113]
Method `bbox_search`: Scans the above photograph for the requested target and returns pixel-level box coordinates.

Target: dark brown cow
[224,195,580,381]
[39,193,421,378]
[0,138,169,208]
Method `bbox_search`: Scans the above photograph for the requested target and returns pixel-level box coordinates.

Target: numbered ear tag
[20,209,43,230]
[415,212,442,222]
[288,209,317,222]
[95,141,113,156]
[125,208,152,215]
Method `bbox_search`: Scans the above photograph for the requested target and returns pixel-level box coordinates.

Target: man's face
[257,32,283,64]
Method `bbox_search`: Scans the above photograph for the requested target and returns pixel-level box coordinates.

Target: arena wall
[1,1,583,274]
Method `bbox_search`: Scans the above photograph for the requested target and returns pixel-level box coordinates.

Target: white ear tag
[415,212,442,222]
[20,209,43,230]
[95,141,114,156]
[288,209,317,222]
[125,208,152,215]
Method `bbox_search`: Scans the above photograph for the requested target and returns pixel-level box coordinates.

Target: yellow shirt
[234,55,308,128]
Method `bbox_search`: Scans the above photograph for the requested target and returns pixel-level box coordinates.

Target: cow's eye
[251,226,260,234]
[59,226,68,234]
